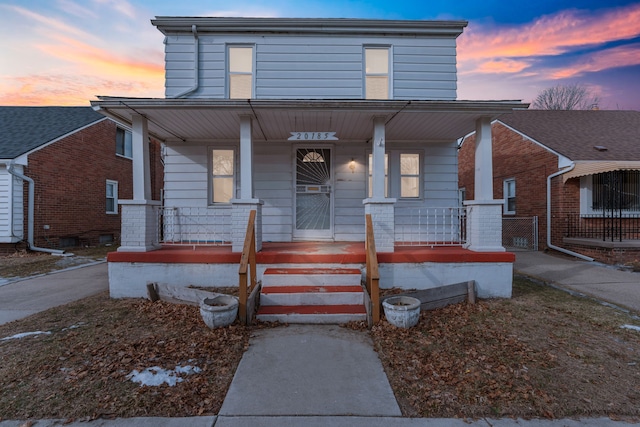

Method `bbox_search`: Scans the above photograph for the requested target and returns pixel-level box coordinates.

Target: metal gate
[502,216,538,251]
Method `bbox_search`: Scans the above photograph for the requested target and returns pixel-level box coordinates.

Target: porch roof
[90,98,527,143]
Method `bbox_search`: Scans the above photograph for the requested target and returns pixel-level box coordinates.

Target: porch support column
[239,115,254,200]
[118,114,160,252]
[231,115,263,252]
[363,117,396,253]
[464,117,505,252]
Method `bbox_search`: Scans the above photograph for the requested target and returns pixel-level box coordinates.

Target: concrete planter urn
[382,296,421,328]
[200,295,239,328]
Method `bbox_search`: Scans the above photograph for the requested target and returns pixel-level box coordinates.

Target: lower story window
[211,148,235,203]
[367,151,422,199]
[591,170,640,212]
[504,178,516,214]
[106,180,118,214]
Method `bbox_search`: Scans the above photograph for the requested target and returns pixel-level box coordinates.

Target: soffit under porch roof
[90,98,527,144]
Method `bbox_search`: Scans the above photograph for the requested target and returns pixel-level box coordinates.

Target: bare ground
[1,273,639,422]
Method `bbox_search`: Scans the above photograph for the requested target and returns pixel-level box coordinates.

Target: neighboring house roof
[498,110,640,161]
[0,106,105,159]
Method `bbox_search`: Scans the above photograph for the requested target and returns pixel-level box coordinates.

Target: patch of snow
[1,331,52,341]
[126,364,202,387]
[62,322,87,331]
[621,324,640,332]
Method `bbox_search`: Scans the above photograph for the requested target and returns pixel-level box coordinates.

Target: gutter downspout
[170,25,199,98]
[547,164,593,261]
[7,161,65,255]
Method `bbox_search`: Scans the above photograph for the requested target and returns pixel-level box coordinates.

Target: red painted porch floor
[107,242,515,264]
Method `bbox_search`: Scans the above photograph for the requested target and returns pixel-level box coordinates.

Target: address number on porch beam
[288,132,338,141]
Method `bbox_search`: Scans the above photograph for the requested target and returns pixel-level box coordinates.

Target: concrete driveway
[0,262,108,325]
[514,251,640,314]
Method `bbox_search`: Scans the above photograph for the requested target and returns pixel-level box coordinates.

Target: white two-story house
[92,17,526,322]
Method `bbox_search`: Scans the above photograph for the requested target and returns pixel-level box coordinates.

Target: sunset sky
[1,0,639,110]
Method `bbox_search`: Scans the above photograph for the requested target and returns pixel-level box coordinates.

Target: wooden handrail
[238,210,257,325]
[365,214,380,324]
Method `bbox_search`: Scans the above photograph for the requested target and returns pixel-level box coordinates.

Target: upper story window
[504,178,516,214]
[228,46,254,99]
[211,148,235,204]
[364,47,390,99]
[116,127,132,158]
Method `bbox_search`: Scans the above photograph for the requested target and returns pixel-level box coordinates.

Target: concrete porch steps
[257,267,366,324]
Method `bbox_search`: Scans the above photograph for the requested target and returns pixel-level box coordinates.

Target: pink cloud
[36,34,164,79]
[550,43,640,79]
[459,3,640,74]
[0,74,163,106]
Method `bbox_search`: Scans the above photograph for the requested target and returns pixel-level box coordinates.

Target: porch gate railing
[395,207,467,246]
[565,213,640,242]
[502,216,538,251]
[157,206,232,246]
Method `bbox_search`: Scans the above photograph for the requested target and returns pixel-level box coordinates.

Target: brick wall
[8,120,163,250]
[459,122,560,251]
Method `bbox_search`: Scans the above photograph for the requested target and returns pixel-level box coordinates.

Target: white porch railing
[395,207,467,246]
[157,206,232,246]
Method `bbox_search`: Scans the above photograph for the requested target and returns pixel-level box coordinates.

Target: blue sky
[1,0,639,110]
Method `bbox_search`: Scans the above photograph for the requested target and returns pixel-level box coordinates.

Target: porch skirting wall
[107,245,513,299]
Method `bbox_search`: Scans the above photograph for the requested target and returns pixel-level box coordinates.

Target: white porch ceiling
[91,98,528,144]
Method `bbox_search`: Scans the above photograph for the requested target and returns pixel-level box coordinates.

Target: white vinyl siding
[254,143,293,242]
[0,165,24,242]
[164,35,458,100]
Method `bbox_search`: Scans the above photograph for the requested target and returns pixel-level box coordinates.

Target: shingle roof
[0,106,104,159]
[498,110,640,161]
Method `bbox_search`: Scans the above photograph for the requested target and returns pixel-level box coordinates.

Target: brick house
[459,109,640,265]
[0,106,163,253]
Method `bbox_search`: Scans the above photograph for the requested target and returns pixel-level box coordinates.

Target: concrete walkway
[219,324,401,417]
[514,250,640,314]
[0,262,108,325]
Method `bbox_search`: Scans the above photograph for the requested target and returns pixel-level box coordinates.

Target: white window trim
[580,175,640,215]
[363,45,392,100]
[503,178,516,215]
[209,146,237,205]
[115,127,132,159]
[367,149,422,200]
[227,44,256,99]
[106,180,118,214]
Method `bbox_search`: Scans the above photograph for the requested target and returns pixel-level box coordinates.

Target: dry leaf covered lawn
[1,276,639,421]
[373,277,640,420]
[0,293,250,420]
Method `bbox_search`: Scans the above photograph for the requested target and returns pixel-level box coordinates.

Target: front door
[294,147,333,240]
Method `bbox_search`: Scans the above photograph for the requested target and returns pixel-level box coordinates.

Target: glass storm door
[294,148,333,240]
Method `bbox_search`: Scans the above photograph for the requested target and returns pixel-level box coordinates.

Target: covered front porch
[93,98,522,303]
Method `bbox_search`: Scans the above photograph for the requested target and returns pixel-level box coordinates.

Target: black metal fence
[565,213,640,241]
